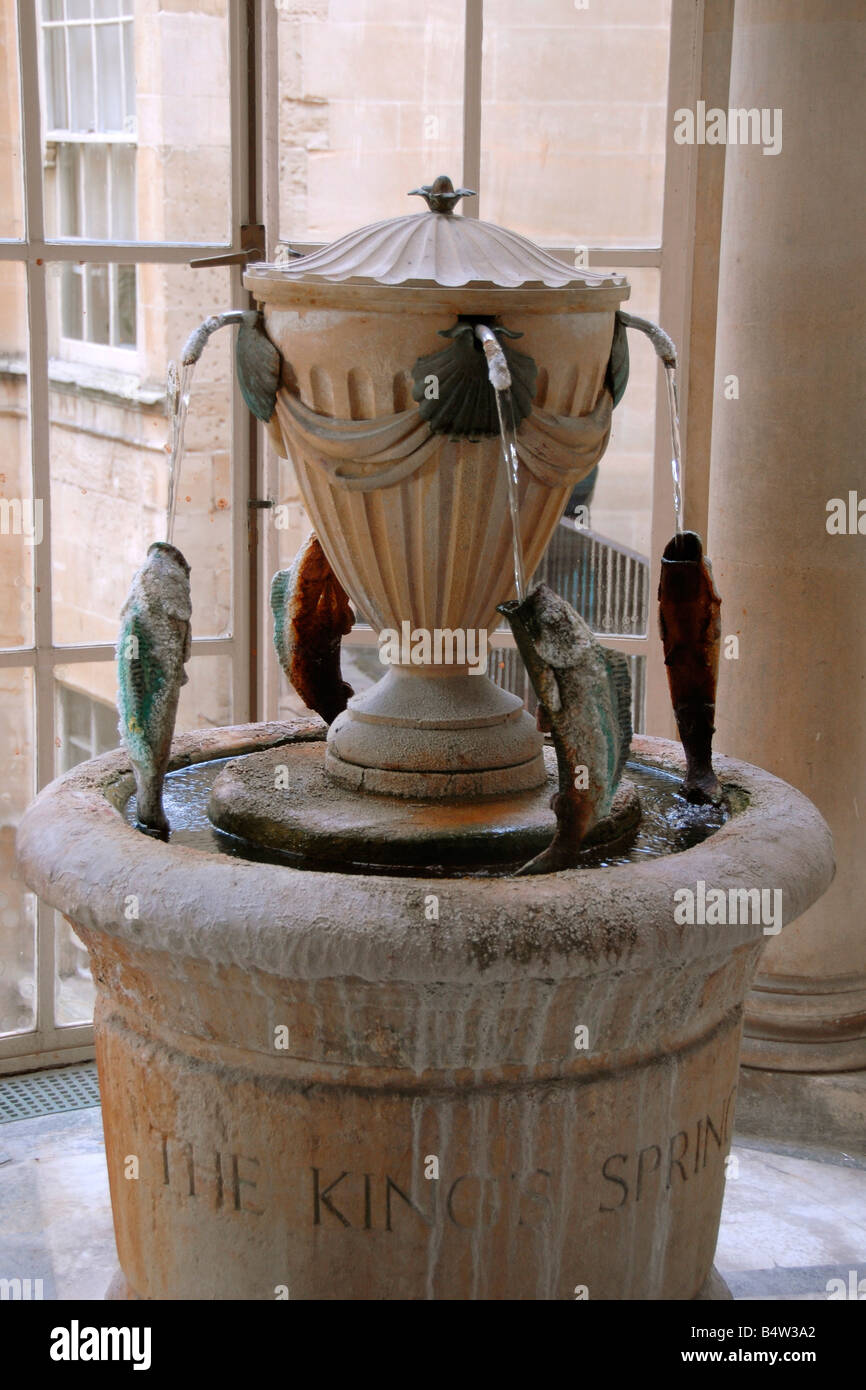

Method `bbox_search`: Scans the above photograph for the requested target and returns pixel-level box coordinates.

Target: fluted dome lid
[273,176,625,291]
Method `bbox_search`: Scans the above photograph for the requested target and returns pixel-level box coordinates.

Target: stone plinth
[16,723,833,1300]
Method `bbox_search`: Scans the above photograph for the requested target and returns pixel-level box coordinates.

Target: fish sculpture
[271,532,355,725]
[117,541,192,839]
[658,531,724,805]
[498,583,632,874]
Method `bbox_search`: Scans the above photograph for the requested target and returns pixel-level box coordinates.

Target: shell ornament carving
[411,321,538,438]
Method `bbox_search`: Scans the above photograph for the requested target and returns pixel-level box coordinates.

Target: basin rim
[16,722,835,985]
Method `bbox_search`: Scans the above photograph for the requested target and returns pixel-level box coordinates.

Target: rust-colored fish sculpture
[498,583,632,875]
[270,532,355,725]
[658,531,723,805]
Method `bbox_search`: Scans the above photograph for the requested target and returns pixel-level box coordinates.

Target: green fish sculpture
[117,541,192,839]
[498,583,632,874]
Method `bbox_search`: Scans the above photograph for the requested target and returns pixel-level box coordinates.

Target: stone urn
[16,725,834,1300]
[246,177,629,796]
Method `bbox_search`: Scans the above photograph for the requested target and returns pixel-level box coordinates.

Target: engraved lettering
[636,1144,661,1201]
[703,1113,724,1167]
[599,1153,629,1211]
[515,1168,553,1228]
[232,1154,263,1215]
[312,1168,351,1227]
[385,1176,432,1231]
[667,1131,689,1187]
[446,1174,499,1229]
[363,1173,372,1230]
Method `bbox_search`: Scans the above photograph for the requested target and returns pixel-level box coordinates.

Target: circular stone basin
[138,740,735,874]
[15,721,835,1301]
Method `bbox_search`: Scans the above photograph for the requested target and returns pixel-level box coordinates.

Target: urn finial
[408,175,476,215]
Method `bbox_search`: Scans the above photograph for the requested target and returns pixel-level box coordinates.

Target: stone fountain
[16,179,834,1301]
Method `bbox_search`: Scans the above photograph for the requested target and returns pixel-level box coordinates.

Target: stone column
[708,0,866,1134]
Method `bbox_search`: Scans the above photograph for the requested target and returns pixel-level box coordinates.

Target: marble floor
[0,1098,864,1300]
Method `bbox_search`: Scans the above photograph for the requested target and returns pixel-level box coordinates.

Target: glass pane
[54,662,119,775]
[590,264,659,580]
[60,262,83,337]
[67,0,93,19]
[177,653,233,733]
[115,263,136,345]
[0,1,24,236]
[0,262,35,650]
[111,142,136,238]
[47,264,233,643]
[57,142,81,236]
[43,25,69,132]
[130,2,229,241]
[480,0,672,246]
[122,19,134,127]
[278,0,465,241]
[68,23,96,132]
[94,0,123,17]
[43,0,64,20]
[86,261,111,342]
[55,911,94,1025]
[0,667,36,1037]
[39,6,229,240]
[96,22,124,132]
[83,142,109,236]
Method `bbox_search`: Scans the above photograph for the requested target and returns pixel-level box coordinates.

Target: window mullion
[17,0,61,1043]
[90,11,98,137]
[462,0,483,217]
[227,0,253,724]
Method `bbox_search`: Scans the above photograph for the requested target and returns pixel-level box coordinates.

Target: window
[1,0,254,1073]
[41,0,138,362]
[56,682,118,772]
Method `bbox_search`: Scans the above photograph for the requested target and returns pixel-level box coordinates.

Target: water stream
[617,311,683,535]
[165,359,195,545]
[165,310,253,545]
[475,323,527,602]
[664,362,684,537]
[493,387,527,601]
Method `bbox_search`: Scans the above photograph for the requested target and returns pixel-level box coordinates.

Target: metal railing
[488,521,650,733]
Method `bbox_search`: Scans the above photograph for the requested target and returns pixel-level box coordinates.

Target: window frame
[0,0,258,1074]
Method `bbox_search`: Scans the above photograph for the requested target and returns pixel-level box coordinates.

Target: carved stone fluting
[252,279,626,796]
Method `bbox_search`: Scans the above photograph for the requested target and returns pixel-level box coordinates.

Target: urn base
[326,666,547,798]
